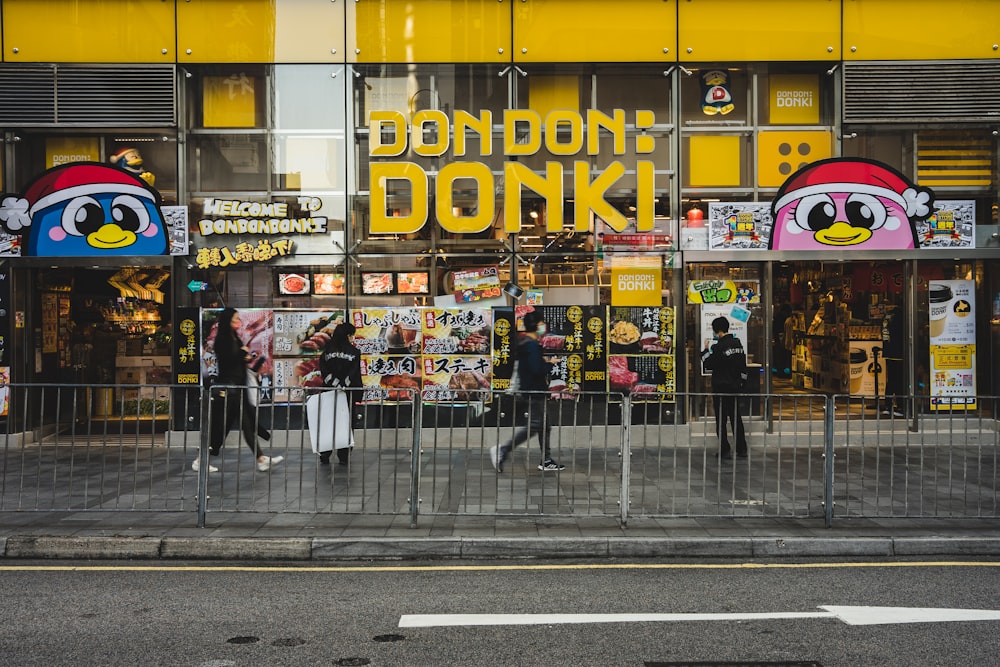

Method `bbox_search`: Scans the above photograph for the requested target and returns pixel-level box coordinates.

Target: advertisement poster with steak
[607,306,676,402]
[351,308,422,402]
[271,310,346,402]
[512,305,607,398]
[420,308,493,402]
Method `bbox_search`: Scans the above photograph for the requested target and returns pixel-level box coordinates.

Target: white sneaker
[257,455,284,472]
[488,445,500,471]
[192,458,218,473]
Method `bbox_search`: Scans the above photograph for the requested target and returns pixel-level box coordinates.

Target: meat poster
[352,308,422,402]
[272,310,346,402]
[420,308,493,402]
[515,305,607,397]
[607,306,676,402]
[361,354,422,402]
[201,308,275,400]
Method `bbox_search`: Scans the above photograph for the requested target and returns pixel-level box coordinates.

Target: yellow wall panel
[273,0,345,63]
[758,131,832,187]
[844,0,1000,60]
[679,0,840,62]
[3,0,175,63]
[689,135,740,186]
[347,0,510,63]
[178,0,277,63]
[513,0,675,63]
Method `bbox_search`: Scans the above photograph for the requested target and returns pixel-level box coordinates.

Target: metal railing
[0,383,997,527]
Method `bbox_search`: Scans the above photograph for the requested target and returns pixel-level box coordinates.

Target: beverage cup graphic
[929,283,953,339]
[849,347,867,394]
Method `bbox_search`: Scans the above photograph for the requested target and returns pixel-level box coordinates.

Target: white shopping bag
[306,390,355,453]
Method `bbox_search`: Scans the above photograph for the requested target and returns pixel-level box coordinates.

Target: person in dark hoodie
[489,310,565,473]
[701,316,749,460]
[317,322,362,465]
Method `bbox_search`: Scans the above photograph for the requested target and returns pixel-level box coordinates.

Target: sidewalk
[3,509,1000,561]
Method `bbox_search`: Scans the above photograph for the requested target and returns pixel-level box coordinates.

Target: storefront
[0,2,998,432]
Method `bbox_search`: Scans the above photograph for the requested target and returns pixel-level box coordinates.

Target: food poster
[607,306,676,401]
[491,308,516,391]
[699,305,749,377]
[928,279,977,411]
[422,354,492,402]
[516,305,607,397]
[421,308,493,403]
[271,310,346,402]
[201,308,275,400]
[452,266,501,303]
[361,354,421,402]
[351,308,422,402]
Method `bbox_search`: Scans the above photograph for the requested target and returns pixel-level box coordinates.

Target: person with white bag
[309,322,362,465]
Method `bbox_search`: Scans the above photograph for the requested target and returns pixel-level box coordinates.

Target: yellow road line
[1,561,999,573]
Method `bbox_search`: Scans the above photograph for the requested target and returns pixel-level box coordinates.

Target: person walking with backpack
[490,310,565,473]
[701,315,749,460]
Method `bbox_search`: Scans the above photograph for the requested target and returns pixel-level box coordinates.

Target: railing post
[824,394,835,528]
[409,390,422,529]
[197,384,211,528]
[620,394,631,526]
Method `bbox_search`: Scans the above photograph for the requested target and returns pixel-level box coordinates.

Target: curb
[3,535,1000,561]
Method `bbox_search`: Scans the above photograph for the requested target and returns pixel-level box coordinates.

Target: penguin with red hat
[0,162,167,256]
[769,157,934,251]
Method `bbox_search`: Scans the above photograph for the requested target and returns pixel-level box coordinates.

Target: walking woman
[316,322,362,465]
[194,308,283,473]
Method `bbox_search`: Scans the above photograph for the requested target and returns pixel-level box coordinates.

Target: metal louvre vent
[0,65,175,127]
[0,66,57,124]
[843,61,1000,124]
[57,66,176,126]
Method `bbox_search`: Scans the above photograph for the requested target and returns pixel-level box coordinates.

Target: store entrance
[31,266,172,430]
[772,261,905,409]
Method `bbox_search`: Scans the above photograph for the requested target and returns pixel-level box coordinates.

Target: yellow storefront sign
[45,137,100,168]
[611,266,661,306]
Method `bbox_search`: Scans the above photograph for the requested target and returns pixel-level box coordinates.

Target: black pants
[500,396,552,461]
[713,392,747,455]
[209,388,265,457]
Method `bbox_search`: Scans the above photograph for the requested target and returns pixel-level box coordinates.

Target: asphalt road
[2,558,1000,666]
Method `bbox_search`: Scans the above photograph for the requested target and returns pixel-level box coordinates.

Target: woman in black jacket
[194,308,283,473]
[317,322,362,465]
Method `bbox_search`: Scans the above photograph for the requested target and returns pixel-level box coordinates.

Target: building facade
[0,0,998,427]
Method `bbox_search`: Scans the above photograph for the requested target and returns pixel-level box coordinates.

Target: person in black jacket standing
[490,310,565,473]
[701,316,749,459]
[317,322,362,465]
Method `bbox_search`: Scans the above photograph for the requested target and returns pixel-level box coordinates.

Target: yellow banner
[46,137,100,168]
[611,267,661,306]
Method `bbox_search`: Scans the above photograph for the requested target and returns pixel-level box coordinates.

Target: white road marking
[400,606,1000,628]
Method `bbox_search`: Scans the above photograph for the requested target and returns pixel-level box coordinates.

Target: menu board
[271,310,346,402]
[928,279,977,411]
[351,308,422,402]
[313,273,345,295]
[512,305,608,397]
[607,306,676,402]
[397,271,429,294]
[201,308,275,400]
[277,273,310,296]
[420,308,493,402]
